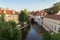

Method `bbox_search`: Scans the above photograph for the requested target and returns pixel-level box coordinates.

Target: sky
[0,0,60,11]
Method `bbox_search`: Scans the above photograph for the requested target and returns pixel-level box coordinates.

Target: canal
[26,23,45,40]
[26,25,42,40]
[22,18,45,40]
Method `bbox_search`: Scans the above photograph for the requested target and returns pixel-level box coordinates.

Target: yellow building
[0,7,19,24]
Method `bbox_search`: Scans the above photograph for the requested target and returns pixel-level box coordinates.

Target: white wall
[43,18,60,33]
[57,11,60,15]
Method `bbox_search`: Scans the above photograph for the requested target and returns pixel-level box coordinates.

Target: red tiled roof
[5,10,19,15]
[5,9,12,14]
[44,15,60,20]
[31,10,47,16]
[0,7,19,15]
[39,10,46,15]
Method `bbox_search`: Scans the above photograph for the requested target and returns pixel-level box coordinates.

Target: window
[58,28,60,32]
[52,25,53,29]
[54,26,56,30]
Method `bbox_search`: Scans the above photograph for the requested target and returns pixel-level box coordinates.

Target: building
[30,10,47,25]
[30,10,47,18]
[0,7,19,24]
[43,15,60,33]
[39,10,47,16]
[57,11,60,15]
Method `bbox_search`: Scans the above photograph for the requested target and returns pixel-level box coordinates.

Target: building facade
[43,15,60,33]
[30,10,47,25]
[57,11,60,15]
[0,7,19,23]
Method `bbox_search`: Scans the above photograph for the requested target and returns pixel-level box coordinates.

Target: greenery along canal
[18,9,42,40]
[18,9,30,40]
[21,25,30,40]
[0,9,30,40]
[0,14,21,40]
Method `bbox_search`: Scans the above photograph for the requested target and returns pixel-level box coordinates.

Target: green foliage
[0,14,21,40]
[43,31,60,40]
[0,21,12,40]
[13,28,21,40]
[51,33,60,40]
[0,14,5,21]
[8,20,17,28]
[56,33,60,40]
[51,34,57,40]
[43,31,51,40]
[18,9,29,25]
[23,9,29,16]
[44,2,60,15]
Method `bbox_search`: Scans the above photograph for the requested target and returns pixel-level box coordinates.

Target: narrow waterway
[26,24,44,40]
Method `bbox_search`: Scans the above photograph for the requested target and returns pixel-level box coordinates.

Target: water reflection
[26,24,42,40]
[21,25,30,40]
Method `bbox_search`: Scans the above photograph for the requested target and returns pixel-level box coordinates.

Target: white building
[57,11,60,15]
[43,15,60,33]
[30,10,47,25]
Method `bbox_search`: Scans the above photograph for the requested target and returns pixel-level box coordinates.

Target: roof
[44,15,60,20]
[31,10,47,16]
[0,8,19,15]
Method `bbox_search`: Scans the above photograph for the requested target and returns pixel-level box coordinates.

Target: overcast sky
[0,0,60,11]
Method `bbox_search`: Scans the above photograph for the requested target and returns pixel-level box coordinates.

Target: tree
[51,33,60,40]
[51,33,57,40]
[43,31,51,40]
[0,14,21,40]
[18,9,29,26]
[53,2,60,13]
[43,31,60,40]
[56,33,60,40]
[44,2,60,15]
[13,28,21,40]
[23,9,29,16]
[0,13,5,21]
[7,20,17,28]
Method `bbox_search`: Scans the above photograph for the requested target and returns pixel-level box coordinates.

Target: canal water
[26,24,43,40]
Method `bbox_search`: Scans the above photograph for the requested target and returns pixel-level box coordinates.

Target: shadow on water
[21,25,30,40]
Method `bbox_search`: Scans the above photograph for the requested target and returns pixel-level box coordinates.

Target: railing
[42,24,58,33]
[16,18,31,30]
[19,24,29,30]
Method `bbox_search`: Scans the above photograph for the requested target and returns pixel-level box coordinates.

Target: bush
[43,31,51,40]
[7,20,17,28]
[13,28,21,40]
[51,33,60,40]
[43,31,60,40]
[0,14,21,40]
[0,21,21,40]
